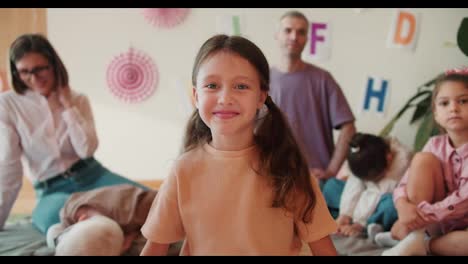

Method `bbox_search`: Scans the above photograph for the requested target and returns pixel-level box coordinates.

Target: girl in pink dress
[382,67,468,256]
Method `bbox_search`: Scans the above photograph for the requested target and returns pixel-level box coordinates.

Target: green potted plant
[379,17,468,151]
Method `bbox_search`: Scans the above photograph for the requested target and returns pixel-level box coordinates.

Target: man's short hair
[280,10,309,24]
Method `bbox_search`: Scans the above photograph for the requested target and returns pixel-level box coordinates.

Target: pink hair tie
[445,66,468,76]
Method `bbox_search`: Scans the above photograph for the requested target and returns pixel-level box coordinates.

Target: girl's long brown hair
[183,34,316,223]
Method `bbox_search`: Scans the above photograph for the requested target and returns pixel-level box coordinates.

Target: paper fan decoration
[141,8,190,28]
[106,47,158,103]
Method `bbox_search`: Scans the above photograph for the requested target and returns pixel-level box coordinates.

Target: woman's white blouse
[0,89,98,229]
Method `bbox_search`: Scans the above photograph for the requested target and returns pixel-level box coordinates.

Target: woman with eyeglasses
[0,34,147,234]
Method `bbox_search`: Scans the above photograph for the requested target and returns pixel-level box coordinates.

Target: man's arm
[325,121,356,179]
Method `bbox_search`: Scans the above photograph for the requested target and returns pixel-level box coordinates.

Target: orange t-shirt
[141,143,337,255]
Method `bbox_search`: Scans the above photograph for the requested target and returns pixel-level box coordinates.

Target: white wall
[47,8,468,181]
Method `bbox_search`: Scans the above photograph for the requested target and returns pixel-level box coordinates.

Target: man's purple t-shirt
[269,63,355,170]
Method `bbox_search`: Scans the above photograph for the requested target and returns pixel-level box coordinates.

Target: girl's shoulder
[168,146,209,183]
[173,146,205,168]
[429,134,448,142]
[424,134,449,150]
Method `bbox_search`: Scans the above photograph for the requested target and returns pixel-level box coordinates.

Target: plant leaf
[380,74,445,150]
[414,112,437,151]
[379,90,432,137]
[379,115,400,137]
[457,17,468,57]
[410,94,432,124]
[431,124,440,138]
[419,74,442,91]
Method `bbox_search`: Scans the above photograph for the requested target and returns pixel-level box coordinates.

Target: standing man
[270,10,356,189]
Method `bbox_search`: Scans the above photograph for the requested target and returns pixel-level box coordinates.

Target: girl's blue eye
[206,84,217,89]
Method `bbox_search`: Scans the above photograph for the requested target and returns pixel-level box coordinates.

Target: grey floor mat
[2,216,386,256]
[331,233,388,256]
[0,217,53,256]
[1,216,181,256]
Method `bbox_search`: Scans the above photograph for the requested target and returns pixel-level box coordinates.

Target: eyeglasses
[17,65,51,81]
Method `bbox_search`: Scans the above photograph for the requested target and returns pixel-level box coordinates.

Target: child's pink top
[393,134,468,233]
[141,143,337,255]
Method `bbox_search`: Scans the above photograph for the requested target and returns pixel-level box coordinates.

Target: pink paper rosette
[106,47,158,103]
[142,8,190,28]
